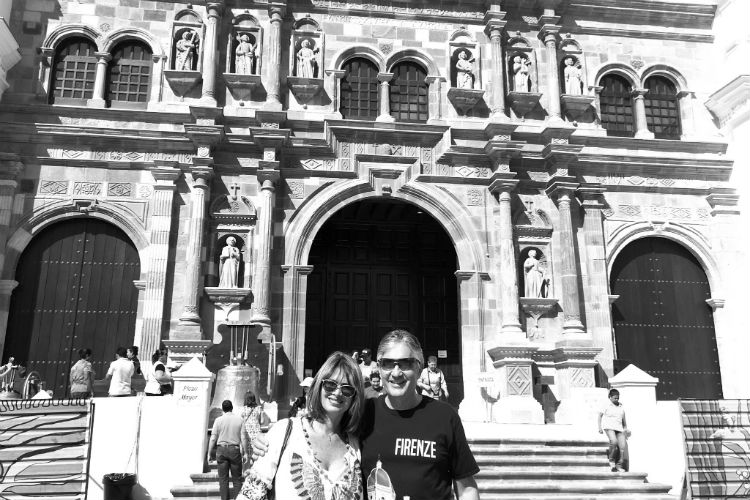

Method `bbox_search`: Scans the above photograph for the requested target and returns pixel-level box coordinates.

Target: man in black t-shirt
[361,329,479,500]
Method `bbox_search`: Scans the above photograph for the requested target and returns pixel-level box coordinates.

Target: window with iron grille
[50,37,97,104]
[340,57,379,120]
[389,61,428,123]
[107,41,153,105]
[600,74,634,137]
[644,76,681,140]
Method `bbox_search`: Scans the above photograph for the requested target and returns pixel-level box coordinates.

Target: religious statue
[523,249,546,298]
[234,33,256,75]
[219,236,241,288]
[455,50,475,89]
[175,30,199,71]
[296,39,319,78]
[564,57,583,95]
[513,55,531,92]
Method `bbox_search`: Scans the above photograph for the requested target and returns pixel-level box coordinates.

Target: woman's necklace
[302,418,350,479]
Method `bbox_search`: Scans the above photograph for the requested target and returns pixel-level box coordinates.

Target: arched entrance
[610,237,722,399]
[3,218,141,396]
[304,199,462,404]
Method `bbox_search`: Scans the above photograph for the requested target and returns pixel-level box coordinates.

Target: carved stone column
[177,165,214,334]
[0,154,23,354]
[251,165,280,330]
[577,185,614,372]
[265,6,284,110]
[484,13,507,119]
[631,88,654,139]
[140,164,180,362]
[545,181,586,338]
[489,176,523,340]
[280,264,314,395]
[589,85,604,127]
[425,75,445,123]
[89,52,111,108]
[201,2,223,105]
[539,26,562,122]
[376,72,394,122]
[325,69,345,118]
[678,90,696,138]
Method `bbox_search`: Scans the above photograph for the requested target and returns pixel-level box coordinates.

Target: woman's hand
[251,435,270,461]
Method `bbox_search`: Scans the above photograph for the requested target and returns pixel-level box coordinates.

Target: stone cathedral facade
[0,0,747,422]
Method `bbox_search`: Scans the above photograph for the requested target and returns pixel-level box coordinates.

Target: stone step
[478,494,676,500]
[475,454,610,467]
[171,484,240,500]
[471,444,607,456]
[476,468,649,481]
[476,479,672,494]
[468,437,608,448]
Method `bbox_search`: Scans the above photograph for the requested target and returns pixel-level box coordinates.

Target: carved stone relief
[507,365,532,396]
[288,180,304,199]
[466,188,483,206]
[73,182,102,196]
[604,204,709,221]
[108,183,133,197]
[39,180,68,195]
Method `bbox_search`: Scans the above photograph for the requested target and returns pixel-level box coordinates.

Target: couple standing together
[241,329,479,500]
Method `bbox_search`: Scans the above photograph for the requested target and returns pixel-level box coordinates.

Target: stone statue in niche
[455,50,475,89]
[563,57,583,95]
[234,33,256,75]
[513,55,531,92]
[219,236,241,288]
[523,249,548,298]
[296,39,319,78]
[175,30,199,70]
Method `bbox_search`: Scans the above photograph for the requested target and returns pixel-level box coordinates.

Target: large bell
[209,364,261,426]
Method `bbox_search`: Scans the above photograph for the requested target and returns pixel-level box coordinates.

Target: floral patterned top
[238,417,362,500]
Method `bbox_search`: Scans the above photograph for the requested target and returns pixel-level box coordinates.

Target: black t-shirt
[360,396,479,500]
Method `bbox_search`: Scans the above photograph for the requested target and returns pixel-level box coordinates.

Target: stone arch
[559,36,583,52]
[43,24,102,51]
[449,28,475,43]
[332,46,386,72]
[175,8,202,23]
[292,16,322,31]
[640,64,689,91]
[507,33,532,49]
[3,200,149,280]
[233,13,260,27]
[101,27,165,57]
[606,221,720,295]
[386,48,439,76]
[284,179,485,272]
[594,62,639,88]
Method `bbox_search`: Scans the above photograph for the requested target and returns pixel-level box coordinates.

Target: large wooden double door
[305,200,462,404]
[610,237,722,399]
[4,218,140,396]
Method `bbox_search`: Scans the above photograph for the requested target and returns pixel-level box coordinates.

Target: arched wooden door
[3,218,141,396]
[610,237,722,399]
[305,200,462,405]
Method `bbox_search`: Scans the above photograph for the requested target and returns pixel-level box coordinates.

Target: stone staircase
[171,431,676,500]
[470,436,675,500]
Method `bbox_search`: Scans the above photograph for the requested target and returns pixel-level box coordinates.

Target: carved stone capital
[190,166,214,186]
[268,6,285,22]
[377,72,394,83]
[326,69,346,80]
[94,52,112,63]
[483,10,507,39]
[538,25,561,45]
[706,298,725,310]
[257,168,280,186]
[545,180,579,202]
[631,87,649,99]
[150,164,181,185]
[576,183,607,209]
[0,280,19,296]
[488,175,519,195]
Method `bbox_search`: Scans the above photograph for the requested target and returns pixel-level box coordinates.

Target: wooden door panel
[611,237,721,399]
[4,219,140,396]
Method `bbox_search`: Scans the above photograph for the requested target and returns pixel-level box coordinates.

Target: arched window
[389,61,428,123]
[644,76,681,140]
[50,37,97,104]
[600,74,634,137]
[340,57,379,120]
[107,41,153,105]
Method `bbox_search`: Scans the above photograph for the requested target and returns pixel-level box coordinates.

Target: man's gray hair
[376,329,424,366]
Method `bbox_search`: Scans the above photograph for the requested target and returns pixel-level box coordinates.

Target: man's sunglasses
[321,379,357,398]
[378,357,420,371]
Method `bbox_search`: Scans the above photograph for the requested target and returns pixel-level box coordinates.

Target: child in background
[598,388,629,472]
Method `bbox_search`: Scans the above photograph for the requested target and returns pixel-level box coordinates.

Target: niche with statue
[558,35,596,123]
[163,9,204,99]
[505,33,541,120]
[287,16,325,107]
[518,245,559,340]
[222,14,263,103]
[446,29,484,115]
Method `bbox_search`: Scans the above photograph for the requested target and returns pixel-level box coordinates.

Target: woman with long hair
[238,351,364,500]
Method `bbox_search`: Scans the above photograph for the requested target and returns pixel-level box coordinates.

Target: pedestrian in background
[103,347,134,397]
[69,348,94,398]
[359,348,378,387]
[598,388,630,472]
[240,391,264,473]
[208,400,244,500]
[418,355,449,401]
[364,371,384,399]
[127,346,141,376]
[289,376,314,418]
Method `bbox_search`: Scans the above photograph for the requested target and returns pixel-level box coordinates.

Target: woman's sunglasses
[321,379,357,398]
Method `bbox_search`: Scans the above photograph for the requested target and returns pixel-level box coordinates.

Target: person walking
[289,376,314,418]
[69,348,94,398]
[418,355,449,401]
[240,391,264,473]
[208,400,245,500]
[598,388,630,472]
[103,347,134,397]
[144,350,172,396]
[359,348,378,387]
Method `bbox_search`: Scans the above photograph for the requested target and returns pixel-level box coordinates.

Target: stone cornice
[705,74,750,127]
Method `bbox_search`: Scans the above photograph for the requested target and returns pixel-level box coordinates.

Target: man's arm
[207,422,218,463]
[440,371,449,397]
[597,412,603,433]
[455,476,480,500]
